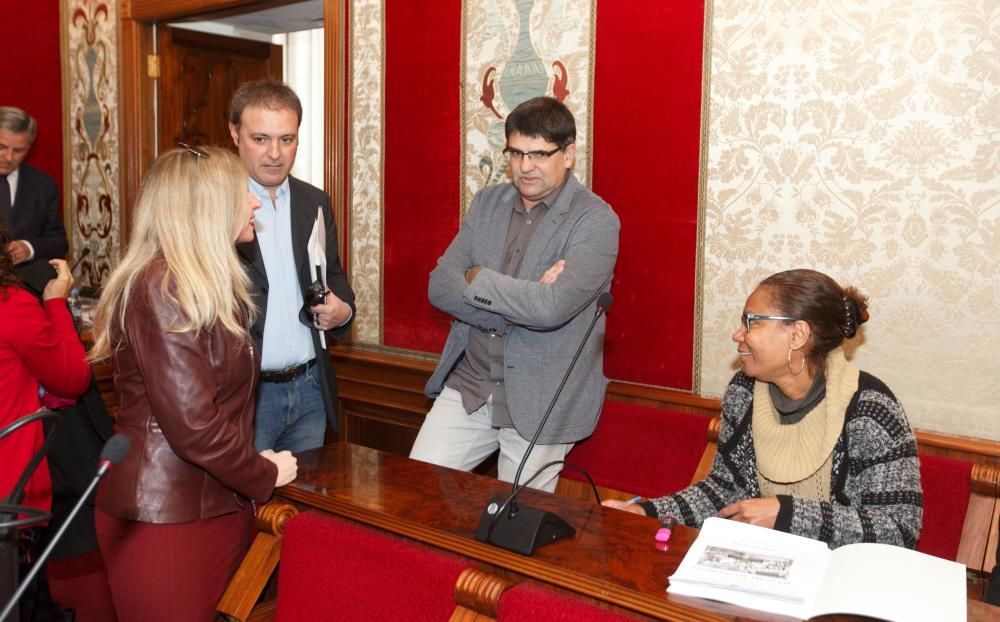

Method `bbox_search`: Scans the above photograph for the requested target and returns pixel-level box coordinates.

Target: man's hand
[539,259,565,284]
[717,497,780,529]
[311,291,351,331]
[464,266,482,284]
[6,240,31,265]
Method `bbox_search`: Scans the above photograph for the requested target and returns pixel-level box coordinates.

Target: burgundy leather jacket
[96,259,277,523]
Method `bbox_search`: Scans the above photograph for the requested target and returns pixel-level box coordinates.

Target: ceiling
[177,0,324,35]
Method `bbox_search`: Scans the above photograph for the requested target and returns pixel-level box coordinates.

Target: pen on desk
[612,496,642,509]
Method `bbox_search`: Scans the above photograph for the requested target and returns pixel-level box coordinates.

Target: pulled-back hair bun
[841,287,869,338]
[759,269,870,369]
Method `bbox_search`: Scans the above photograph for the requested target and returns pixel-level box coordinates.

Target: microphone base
[474,496,575,556]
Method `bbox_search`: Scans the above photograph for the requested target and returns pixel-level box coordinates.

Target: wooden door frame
[119,0,346,241]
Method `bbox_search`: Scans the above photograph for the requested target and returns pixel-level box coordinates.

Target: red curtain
[593,2,705,389]
[0,0,63,196]
[382,1,462,352]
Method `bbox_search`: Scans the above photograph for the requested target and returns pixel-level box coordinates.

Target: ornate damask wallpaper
[62,0,119,286]
[698,1,999,439]
[347,0,385,345]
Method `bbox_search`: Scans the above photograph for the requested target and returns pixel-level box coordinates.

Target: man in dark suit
[0,106,67,265]
[230,81,355,453]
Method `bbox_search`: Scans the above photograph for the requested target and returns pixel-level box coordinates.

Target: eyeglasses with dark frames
[741,312,797,332]
[177,142,210,159]
[502,146,564,163]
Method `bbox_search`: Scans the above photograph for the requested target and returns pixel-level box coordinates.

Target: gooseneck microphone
[0,435,130,622]
[474,292,613,555]
[70,247,91,274]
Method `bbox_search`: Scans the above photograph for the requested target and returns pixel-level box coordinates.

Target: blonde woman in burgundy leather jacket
[89,146,297,622]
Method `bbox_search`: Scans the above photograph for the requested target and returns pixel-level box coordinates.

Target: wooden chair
[451,568,515,622]
[497,582,641,621]
[942,460,1000,572]
[556,400,712,503]
[217,502,299,622]
[271,511,470,621]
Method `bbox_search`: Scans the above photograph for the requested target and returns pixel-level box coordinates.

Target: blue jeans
[254,364,327,453]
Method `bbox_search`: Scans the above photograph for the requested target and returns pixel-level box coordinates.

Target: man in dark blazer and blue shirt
[410,97,620,492]
[230,81,355,453]
[0,106,67,265]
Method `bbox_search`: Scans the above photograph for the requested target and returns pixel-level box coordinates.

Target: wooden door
[157,25,282,152]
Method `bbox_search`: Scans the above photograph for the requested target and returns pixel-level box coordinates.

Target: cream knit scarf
[753,347,859,488]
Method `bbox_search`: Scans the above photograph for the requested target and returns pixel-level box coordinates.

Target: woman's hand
[260,449,298,487]
[600,499,646,515]
[42,259,74,301]
[717,497,780,528]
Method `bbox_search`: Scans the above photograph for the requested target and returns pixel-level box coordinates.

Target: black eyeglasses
[741,312,797,332]
[177,142,210,159]
[502,146,563,163]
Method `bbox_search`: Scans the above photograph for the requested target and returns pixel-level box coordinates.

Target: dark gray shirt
[446,184,564,425]
[769,372,827,425]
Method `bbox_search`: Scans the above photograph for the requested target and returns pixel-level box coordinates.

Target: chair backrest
[917,453,973,560]
[497,583,638,621]
[274,511,468,622]
[1,409,60,505]
[560,400,711,498]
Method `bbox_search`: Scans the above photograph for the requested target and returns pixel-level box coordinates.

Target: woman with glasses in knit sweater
[606,269,922,549]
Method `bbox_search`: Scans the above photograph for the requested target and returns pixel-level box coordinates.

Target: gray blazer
[426,173,620,444]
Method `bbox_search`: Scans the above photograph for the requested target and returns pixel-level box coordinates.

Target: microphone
[474,292,613,555]
[0,435,130,622]
[70,247,91,274]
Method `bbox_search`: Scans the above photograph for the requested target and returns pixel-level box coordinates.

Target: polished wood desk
[274,443,997,621]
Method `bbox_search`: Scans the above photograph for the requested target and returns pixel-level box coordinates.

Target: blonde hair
[90,146,255,361]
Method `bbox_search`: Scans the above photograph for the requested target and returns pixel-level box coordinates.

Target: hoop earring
[787,348,805,375]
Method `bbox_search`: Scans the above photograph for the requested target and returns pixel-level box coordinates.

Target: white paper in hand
[306,207,327,348]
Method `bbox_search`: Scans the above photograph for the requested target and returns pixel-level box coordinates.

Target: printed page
[811,542,967,622]
[668,517,831,618]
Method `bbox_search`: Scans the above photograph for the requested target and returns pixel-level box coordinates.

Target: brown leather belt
[260,359,316,383]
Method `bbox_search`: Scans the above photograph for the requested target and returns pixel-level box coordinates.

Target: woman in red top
[0,217,90,514]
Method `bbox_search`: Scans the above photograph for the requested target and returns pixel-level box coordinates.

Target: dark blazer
[236,177,356,434]
[9,163,67,260]
[44,375,114,559]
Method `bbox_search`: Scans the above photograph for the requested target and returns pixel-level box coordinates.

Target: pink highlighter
[655,515,678,543]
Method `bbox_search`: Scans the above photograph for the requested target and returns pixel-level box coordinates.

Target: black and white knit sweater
[643,371,923,549]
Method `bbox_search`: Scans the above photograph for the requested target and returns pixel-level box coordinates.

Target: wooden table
[275,443,998,621]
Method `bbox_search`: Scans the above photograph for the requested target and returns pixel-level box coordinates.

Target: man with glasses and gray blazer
[409,97,620,492]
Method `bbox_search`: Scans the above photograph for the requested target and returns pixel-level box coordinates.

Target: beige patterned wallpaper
[347,0,385,345]
[62,0,120,286]
[699,1,1000,440]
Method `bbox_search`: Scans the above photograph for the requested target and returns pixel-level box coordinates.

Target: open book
[668,517,966,621]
